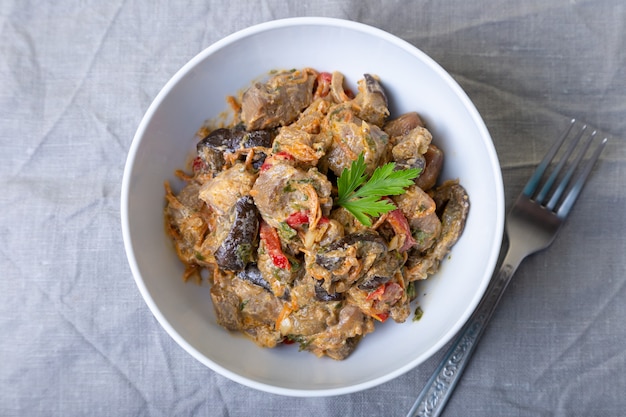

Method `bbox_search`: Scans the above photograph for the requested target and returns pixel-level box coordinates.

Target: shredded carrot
[174,169,194,182]
[226,95,241,113]
[275,301,297,331]
[303,184,321,230]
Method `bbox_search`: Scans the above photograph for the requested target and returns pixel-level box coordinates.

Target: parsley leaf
[335,153,420,226]
[336,153,368,199]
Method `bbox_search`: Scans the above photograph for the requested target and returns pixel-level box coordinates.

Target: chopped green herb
[277,222,297,240]
[413,306,424,322]
[236,243,252,263]
[406,281,416,300]
[285,334,312,351]
[413,229,432,245]
[296,178,314,184]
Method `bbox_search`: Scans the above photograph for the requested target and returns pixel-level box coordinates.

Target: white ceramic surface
[121,17,504,397]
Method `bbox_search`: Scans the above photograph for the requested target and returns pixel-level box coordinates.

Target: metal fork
[407,119,608,417]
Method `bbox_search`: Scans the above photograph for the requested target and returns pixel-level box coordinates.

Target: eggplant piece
[239,130,274,148]
[250,151,268,170]
[198,127,273,152]
[197,127,240,152]
[357,251,404,291]
[315,252,343,271]
[357,274,389,291]
[314,280,345,302]
[196,127,273,173]
[237,264,290,300]
[214,196,259,272]
[352,74,389,127]
[315,232,387,271]
[432,181,470,239]
[237,264,271,292]
[323,231,386,254]
[363,74,388,107]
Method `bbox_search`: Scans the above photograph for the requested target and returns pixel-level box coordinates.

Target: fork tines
[522,119,608,218]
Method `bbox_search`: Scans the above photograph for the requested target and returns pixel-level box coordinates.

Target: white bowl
[121,17,504,397]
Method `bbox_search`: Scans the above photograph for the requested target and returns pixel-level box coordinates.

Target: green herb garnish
[335,153,420,226]
[285,334,312,351]
[277,222,297,240]
[406,281,417,300]
[413,306,424,322]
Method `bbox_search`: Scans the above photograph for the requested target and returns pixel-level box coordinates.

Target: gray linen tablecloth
[2,1,625,416]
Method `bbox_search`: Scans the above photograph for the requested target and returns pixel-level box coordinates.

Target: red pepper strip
[366,284,390,322]
[259,220,291,270]
[386,208,417,252]
[366,282,403,323]
[372,312,389,323]
[285,210,310,228]
[260,151,294,172]
[366,284,386,301]
[286,212,330,229]
[274,151,294,160]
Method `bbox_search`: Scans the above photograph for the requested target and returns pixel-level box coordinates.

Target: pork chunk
[241,68,317,130]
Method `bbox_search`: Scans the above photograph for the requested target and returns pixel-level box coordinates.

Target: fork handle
[406,246,525,417]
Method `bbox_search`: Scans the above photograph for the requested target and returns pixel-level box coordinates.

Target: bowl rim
[121,16,505,397]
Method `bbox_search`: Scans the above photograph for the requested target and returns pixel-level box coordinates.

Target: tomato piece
[285,212,330,229]
[372,312,389,322]
[285,210,310,228]
[367,283,404,323]
[259,220,291,270]
[274,151,294,160]
[366,284,386,301]
[386,208,417,252]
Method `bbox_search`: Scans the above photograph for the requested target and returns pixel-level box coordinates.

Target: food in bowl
[163,68,469,360]
[123,17,505,395]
